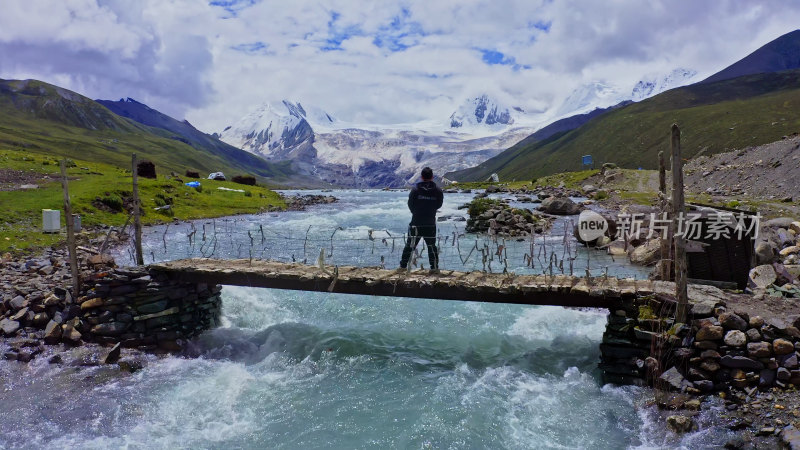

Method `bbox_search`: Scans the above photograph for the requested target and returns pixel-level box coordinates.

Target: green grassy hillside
[0,79,292,184]
[0,148,285,254]
[450,70,800,182]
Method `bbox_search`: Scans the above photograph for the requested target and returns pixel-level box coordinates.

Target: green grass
[451,70,800,182]
[530,170,599,190]
[0,148,285,254]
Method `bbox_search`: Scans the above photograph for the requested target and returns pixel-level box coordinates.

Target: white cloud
[1,0,800,133]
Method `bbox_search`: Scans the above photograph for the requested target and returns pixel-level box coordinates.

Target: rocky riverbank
[282,194,338,211]
[1,238,221,369]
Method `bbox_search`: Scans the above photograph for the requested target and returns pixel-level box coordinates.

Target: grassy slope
[0,148,285,253]
[0,79,293,184]
[450,70,800,182]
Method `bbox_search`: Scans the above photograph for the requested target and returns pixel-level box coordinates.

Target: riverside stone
[724,330,747,347]
[781,353,799,369]
[103,343,121,364]
[666,415,693,433]
[746,328,762,342]
[660,367,691,391]
[749,316,765,328]
[719,312,748,331]
[774,339,795,355]
[61,322,81,343]
[80,298,104,310]
[696,325,724,341]
[9,295,26,310]
[749,264,777,289]
[10,307,29,322]
[91,322,128,336]
[720,355,764,370]
[748,342,772,358]
[700,350,720,359]
[43,320,61,344]
[0,318,20,336]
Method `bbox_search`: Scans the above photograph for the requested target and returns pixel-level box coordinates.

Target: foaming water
[1,190,735,448]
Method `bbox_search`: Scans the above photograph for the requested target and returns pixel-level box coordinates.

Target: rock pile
[283,194,338,211]
[1,246,222,362]
[750,218,800,296]
[650,306,800,395]
[464,198,551,237]
[78,267,222,351]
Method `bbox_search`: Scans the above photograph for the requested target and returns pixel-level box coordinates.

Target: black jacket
[408,180,444,226]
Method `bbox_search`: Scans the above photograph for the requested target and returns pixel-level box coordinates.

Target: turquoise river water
[0,190,736,448]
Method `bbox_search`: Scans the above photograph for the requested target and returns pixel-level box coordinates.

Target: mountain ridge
[0,78,293,184]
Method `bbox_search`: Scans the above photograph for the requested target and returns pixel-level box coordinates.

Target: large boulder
[748,264,777,289]
[540,196,581,215]
[629,239,661,266]
[765,217,795,229]
[755,241,777,265]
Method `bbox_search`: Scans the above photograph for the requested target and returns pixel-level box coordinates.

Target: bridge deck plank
[148,259,728,309]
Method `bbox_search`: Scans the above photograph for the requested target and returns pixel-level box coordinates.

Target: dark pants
[400,225,438,269]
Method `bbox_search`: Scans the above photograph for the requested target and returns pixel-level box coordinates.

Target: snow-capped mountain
[631,68,698,101]
[219,96,534,187]
[218,69,696,188]
[554,82,626,118]
[219,100,335,161]
[449,95,516,130]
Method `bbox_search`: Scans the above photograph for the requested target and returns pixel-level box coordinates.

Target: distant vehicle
[208,172,226,181]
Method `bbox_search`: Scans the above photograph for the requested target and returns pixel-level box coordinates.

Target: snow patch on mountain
[631,68,698,101]
[449,94,515,130]
[554,82,626,118]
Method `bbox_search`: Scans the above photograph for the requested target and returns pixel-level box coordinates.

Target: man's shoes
[395,267,408,273]
[429,268,440,275]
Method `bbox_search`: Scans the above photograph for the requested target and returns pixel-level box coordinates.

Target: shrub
[244,190,253,197]
[100,194,124,212]
[185,170,200,178]
[232,174,256,186]
[593,190,609,200]
[725,200,741,209]
[467,197,504,217]
[154,192,173,207]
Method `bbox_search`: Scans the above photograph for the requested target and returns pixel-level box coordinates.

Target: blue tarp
[185,181,201,188]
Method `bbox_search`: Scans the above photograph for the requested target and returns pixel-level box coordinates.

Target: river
[0,190,734,448]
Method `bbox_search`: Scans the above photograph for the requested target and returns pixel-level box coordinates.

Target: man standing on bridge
[399,167,444,273]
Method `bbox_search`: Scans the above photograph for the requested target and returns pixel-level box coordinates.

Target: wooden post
[132,154,144,265]
[671,124,688,323]
[658,151,671,281]
[60,160,81,297]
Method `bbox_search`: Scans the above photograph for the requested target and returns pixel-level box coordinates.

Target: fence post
[60,160,81,298]
[658,150,671,281]
[132,154,144,265]
[671,125,688,323]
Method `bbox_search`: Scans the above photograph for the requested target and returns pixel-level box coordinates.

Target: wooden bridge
[150,258,726,311]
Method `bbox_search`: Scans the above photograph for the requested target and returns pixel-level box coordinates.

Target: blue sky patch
[209,0,259,17]
[320,10,363,51]
[530,20,552,32]
[478,49,530,71]
[372,7,427,52]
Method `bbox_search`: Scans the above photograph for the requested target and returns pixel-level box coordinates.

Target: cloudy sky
[1,0,800,133]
